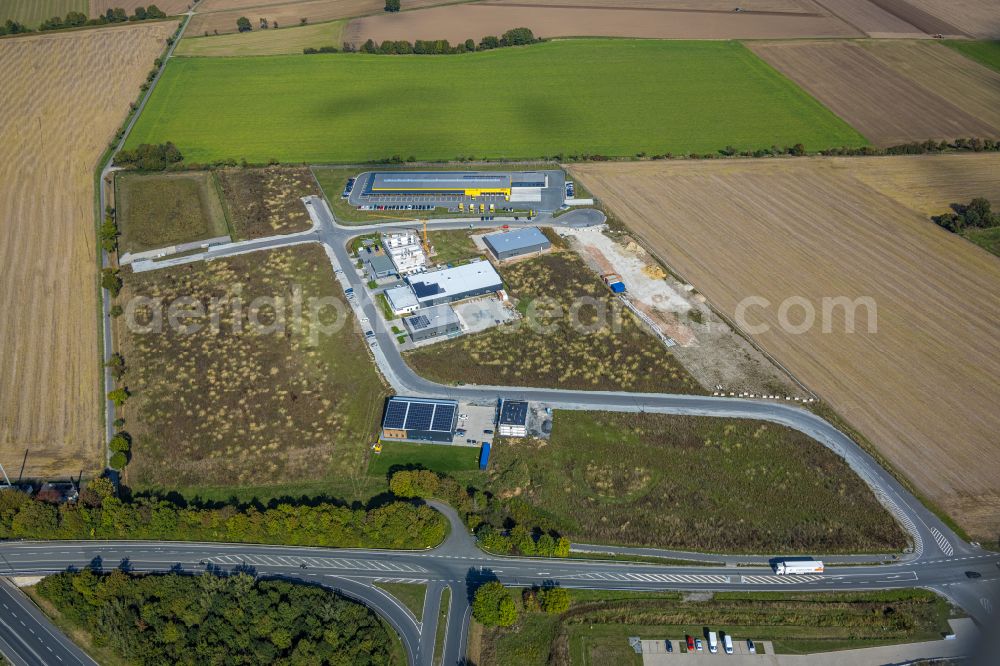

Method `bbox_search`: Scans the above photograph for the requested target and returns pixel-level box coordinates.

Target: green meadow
[127,39,866,163]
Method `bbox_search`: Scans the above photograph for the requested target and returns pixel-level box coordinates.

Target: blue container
[479,442,491,470]
[609,281,626,293]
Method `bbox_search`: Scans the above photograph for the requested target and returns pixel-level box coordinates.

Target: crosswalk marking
[204,554,428,574]
[930,528,954,556]
[740,575,823,584]
[981,598,993,615]
[563,572,730,584]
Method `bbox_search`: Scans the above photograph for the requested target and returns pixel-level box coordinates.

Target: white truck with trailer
[775,560,824,575]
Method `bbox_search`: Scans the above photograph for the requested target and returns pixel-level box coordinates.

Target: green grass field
[368,442,482,478]
[374,582,426,622]
[177,20,345,57]
[116,171,230,253]
[963,225,1000,257]
[127,40,866,163]
[944,39,1000,72]
[0,0,85,27]
[482,411,907,553]
[478,589,955,665]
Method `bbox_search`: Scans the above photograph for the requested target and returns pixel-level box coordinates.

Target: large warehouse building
[484,227,551,260]
[363,171,548,199]
[381,396,458,443]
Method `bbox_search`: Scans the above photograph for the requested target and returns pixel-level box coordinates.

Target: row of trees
[0,19,30,35]
[0,486,447,548]
[36,5,167,32]
[305,27,540,56]
[472,583,571,627]
[38,570,396,665]
[933,197,998,233]
[389,469,570,556]
[114,141,183,170]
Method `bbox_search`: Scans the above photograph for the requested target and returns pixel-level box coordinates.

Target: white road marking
[981,598,993,615]
[931,528,954,556]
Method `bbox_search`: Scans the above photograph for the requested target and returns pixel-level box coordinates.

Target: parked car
[459,413,468,419]
[665,640,672,653]
[483,429,493,435]
[695,638,703,652]
[747,639,756,654]
[686,636,695,651]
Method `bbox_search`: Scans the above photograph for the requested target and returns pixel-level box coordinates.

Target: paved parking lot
[454,297,517,334]
[455,401,498,447]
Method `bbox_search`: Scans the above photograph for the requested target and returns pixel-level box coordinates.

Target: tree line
[0,5,169,34]
[933,197,998,233]
[303,27,540,55]
[0,485,446,549]
[472,582,570,627]
[389,469,570,557]
[114,142,183,170]
[38,570,396,665]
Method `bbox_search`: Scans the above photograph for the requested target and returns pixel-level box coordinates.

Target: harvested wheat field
[750,41,1000,147]
[0,22,175,479]
[570,154,1000,539]
[188,0,458,36]
[345,1,858,43]
[903,0,1000,38]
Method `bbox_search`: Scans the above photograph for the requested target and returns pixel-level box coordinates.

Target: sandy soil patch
[567,227,799,395]
[189,0,457,36]
[569,155,1000,539]
[345,3,858,43]
[0,21,176,479]
[749,40,999,146]
[90,0,190,16]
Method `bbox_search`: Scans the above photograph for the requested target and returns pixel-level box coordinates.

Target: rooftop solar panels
[408,315,430,329]
[382,397,459,433]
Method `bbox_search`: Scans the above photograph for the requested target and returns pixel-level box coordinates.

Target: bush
[538,587,570,614]
[114,142,182,170]
[109,434,131,453]
[473,581,517,627]
[385,0,401,11]
[237,16,252,32]
[933,197,999,233]
[107,387,129,407]
[101,268,123,297]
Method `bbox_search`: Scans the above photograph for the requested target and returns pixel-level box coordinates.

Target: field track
[0,21,175,479]
[570,154,1000,539]
[750,40,1000,146]
[345,1,859,42]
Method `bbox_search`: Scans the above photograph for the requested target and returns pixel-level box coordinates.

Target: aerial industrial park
[1,1,999,665]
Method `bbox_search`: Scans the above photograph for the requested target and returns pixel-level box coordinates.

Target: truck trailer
[775,560,824,575]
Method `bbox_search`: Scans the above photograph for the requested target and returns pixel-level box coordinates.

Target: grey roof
[483,227,551,255]
[409,261,502,303]
[403,304,461,333]
[365,254,395,273]
[385,285,420,311]
[371,172,511,192]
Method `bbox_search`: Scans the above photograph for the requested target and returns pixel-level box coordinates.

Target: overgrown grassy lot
[126,40,866,163]
[405,253,700,393]
[479,588,955,665]
[0,0,85,26]
[428,229,484,265]
[369,442,481,478]
[483,411,907,553]
[177,19,345,57]
[119,245,389,493]
[216,166,316,239]
[963,224,1000,257]
[116,171,229,253]
[944,40,1000,72]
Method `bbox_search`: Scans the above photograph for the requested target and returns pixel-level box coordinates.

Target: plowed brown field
[903,0,1000,38]
[749,41,1000,146]
[189,0,460,36]
[345,1,858,42]
[0,22,175,479]
[570,155,1000,539]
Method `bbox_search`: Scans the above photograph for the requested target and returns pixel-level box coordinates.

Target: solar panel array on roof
[431,404,456,431]
[408,315,430,329]
[382,400,409,430]
[406,402,435,431]
[383,397,458,433]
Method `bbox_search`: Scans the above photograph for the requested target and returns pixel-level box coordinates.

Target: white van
[723,634,734,654]
[708,631,718,654]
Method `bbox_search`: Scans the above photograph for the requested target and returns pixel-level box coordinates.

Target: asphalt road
[0,580,96,666]
[58,160,995,666]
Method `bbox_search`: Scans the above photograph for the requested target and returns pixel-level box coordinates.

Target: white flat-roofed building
[409,260,503,307]
[385,285,420,315]
[382,229,427,275]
